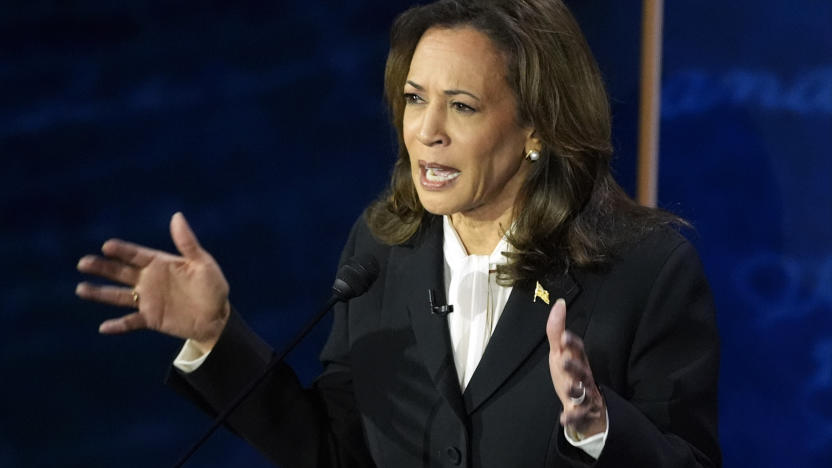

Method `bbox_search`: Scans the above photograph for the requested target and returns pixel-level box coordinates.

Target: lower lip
[420,166,460,191]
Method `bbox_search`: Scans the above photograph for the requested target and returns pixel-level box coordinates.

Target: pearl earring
[525,149,540,162]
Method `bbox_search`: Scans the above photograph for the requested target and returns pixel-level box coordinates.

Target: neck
[449,204,513,256]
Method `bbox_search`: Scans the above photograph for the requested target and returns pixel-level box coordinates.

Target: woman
[77,1,720,466]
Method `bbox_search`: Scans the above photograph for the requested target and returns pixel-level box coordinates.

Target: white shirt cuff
[563,407,610,460]
[172,339,212,374]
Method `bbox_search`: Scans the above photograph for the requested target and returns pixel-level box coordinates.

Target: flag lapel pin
[534,281,550,305]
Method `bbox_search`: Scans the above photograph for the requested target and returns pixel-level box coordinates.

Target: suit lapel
[462,271,582,414]
[386,216,467,423]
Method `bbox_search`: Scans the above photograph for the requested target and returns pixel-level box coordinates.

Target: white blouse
[442,216,513,392]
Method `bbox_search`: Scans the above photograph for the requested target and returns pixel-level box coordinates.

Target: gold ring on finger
[131,289,140,304]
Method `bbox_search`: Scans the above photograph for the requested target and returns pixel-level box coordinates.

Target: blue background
[2,1,830,466]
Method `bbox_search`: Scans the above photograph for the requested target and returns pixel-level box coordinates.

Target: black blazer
[168,214,720,467]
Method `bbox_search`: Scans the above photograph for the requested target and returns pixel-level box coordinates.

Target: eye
[403,93,424,105]
[452,101,476,114]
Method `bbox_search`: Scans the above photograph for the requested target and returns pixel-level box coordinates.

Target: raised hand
[76,212,230,352]
[546,298,607,439]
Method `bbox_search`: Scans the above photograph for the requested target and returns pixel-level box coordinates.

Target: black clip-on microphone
[427,289,453,316]
[171,254,379,468]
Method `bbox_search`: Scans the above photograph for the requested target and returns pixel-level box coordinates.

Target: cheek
[474,144,525,191]
[466,136,519,173]
[402,110,418,145]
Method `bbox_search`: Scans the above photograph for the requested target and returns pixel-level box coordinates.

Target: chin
[416,190,460,217]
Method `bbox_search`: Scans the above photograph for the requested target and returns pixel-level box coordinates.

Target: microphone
[427,289,453,315]
[332,254,379,301]
[172,254,379,468]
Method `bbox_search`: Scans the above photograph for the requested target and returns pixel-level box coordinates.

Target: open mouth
[419,161,461,189]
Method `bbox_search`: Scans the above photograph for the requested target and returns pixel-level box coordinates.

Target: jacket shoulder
[614,226,700,272]
[571,226,707,306]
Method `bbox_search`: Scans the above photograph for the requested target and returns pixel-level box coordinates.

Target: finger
[99,312,147,334]
[170,212,204,260]
[560,406,590,427]
[101,239,169,268]
[561,330,586,359]
[77,255,140,286]
[546,298,567,350]
[563,358,590,384]
[560,406,594,428]
[76,282,137,308]
[567,379,586,400]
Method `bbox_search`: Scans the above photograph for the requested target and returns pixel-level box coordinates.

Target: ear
[524,130,542,153]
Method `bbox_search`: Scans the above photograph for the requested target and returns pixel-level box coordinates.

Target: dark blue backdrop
[2,1,830,466]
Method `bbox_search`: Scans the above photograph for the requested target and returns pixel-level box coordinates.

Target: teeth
[425,167,461,182]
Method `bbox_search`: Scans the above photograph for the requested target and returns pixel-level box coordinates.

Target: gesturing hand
[546,298,607,439]
[76,212,231,352]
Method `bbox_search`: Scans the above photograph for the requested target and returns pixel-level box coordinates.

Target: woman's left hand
[546,298,607,439]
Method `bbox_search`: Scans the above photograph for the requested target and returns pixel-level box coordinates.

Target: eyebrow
[406,80,481,101]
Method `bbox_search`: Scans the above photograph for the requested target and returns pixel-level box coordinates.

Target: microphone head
[331,254,380,301]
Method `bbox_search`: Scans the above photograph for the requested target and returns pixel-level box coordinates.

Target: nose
[416,102,449,147]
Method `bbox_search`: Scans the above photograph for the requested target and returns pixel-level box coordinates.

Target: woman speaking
[76,0,720,466]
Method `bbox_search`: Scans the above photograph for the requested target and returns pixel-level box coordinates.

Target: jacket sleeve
[165,218,375,468]
[553,239,721,467]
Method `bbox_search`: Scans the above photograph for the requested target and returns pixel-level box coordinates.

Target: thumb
[546,298,567,351]
[170,212,204,260]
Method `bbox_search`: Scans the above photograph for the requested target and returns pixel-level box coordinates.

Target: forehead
[407,26,508,91]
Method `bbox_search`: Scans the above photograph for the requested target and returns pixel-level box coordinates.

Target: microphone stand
[171,295,340,468]
[170,253,378,467]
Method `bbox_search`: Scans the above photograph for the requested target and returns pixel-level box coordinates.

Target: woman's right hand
[76,212,230,353]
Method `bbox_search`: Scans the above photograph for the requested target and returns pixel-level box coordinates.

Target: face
[403,26,536,220]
